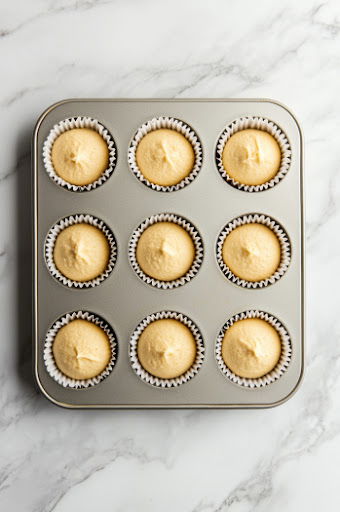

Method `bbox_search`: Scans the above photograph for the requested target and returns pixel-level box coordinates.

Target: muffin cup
[215,310,292,389]
[215,116,291,192]
[45,214,117,288]
[44,310,117,389]
[128,116,203,192]
[42,116,117,192]
[216,213,291,289]
[128,213,204,289]
[130,311,205,388]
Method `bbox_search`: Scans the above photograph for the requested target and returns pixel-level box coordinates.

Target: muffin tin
[33,99,304,408]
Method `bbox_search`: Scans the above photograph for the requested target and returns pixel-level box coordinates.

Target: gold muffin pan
[33,99,304,408]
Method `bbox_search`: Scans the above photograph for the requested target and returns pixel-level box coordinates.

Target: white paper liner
[128,213,204,289]
[42,116,117,192]
[128,117,203,192]
[215,310,292,388]
[44,311,117,389]
[45,214,117,288]
[216,116,291,192]
[216,213,291,289]
[130,311,205,388]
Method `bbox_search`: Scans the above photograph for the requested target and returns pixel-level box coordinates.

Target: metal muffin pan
[33,98,304,408]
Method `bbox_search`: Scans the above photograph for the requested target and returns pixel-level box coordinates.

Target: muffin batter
[53,223,110,282]
[136,129,195,186]
[222,129,281,185]
[222,318,281,379]
[136,222,195,281]
[222,223,281,282]
[137,319,196,379]
[51,128,109,186]
[53,319,111,380]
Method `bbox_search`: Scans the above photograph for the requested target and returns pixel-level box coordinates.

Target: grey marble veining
[0,0,339,510]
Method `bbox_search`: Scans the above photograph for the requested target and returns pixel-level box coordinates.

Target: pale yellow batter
[222,318,281,378]
[136,129,195,186]
[137,319,196,379]
[222,223,281,282]
[51,128,109,186]
[53,319,111,380]
[53,223,110,282]
[222,129,281,186]
[136,222,195,281]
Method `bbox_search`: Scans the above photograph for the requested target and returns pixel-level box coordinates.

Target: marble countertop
[1,0,339,510]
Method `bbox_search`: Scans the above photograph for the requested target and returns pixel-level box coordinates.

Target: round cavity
[51,128,110,186]
[129,311,205,388]
[44,310,117,388]
[215,310,292,388]
[136,128,195,187]
[221,223,281,282]
[215,116,291,192]
[128,213,203,289]
[136,221,195,282]
[43,116,117,192]
[216,213,291,289]
[137,318,197,379]
[45,214,117,288]
[222,129,281,186]
[128,117,202,192]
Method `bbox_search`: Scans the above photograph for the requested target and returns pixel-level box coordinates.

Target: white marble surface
[1,0,339,510]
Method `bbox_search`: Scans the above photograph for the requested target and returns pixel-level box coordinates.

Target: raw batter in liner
[51,128,109,186]
[136,221,195,281]
[222,129,281,186]
[136,129,195,186]
[53,319,111,380]
[53,223,110,282]
[137,319,196,379]
[222,318,281,379]
[222,223,281,282]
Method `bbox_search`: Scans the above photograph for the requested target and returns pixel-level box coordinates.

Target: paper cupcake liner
[42,116,117,192]
[215,310,292,388]
[215,116,291,192]
[130,311,205,388]
[128,117,203,192]
[44,310,117,389]
[128,213,204,289]
[216,213,291,289]
[45,214,117,288]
